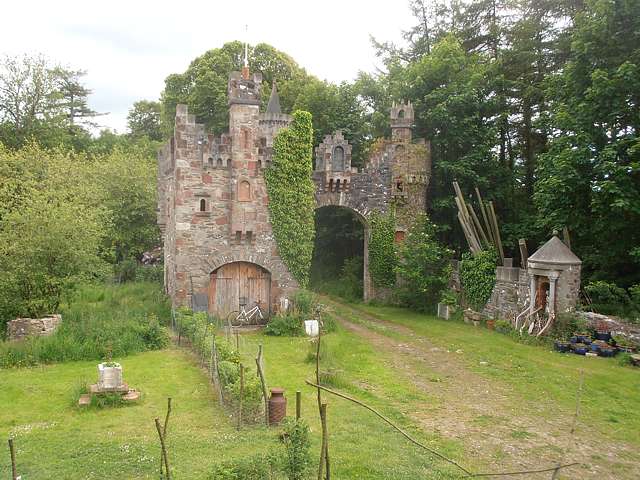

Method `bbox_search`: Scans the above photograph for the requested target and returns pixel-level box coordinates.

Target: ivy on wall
[265,111,315,287]
[459,249,497,310]
[368,210,397,288]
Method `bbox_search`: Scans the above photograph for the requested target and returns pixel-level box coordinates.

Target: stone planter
[98,363,123,390]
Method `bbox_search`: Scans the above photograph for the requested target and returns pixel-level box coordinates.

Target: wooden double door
[209,262,271,320]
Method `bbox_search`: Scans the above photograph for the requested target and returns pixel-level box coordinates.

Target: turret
[390,101,414,142]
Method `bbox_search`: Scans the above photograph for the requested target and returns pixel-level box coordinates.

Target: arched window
[216,157,223,167]
[238,180,251,202]
[328,179,334,192]
[336,179,341,193]
[398,109,405,119]
[332,146,345,171]
[208,157,214,167]
[199,199,206,212]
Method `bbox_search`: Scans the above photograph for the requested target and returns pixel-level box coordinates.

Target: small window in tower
[398,109,405,119]
[242,130,250,150]
[216,157,223,167]
[199,199,206,212]
[336,179,341,192]
[238,180,251,202]
[246,231,253,243]
[328,179,334,192]
[257,159,262,169]
[208,157,214,167]
[235,231,242,244]
[332,146,345,171]
[396,181,404,192]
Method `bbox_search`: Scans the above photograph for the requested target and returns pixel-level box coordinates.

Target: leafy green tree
[396,214,453,311]
[265,111,315,287]
[127,100,162,141]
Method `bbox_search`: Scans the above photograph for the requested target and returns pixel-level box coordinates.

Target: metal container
[268,388,286,425]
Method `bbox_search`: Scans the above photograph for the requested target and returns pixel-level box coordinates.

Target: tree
[395,214,453,311]
[127,100,162,141]
[0,55,99,149]
[535,0,640,286]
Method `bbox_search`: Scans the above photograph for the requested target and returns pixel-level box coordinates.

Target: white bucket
[304,320,319,337]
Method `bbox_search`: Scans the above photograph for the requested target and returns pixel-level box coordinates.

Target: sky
[1,0,415,133]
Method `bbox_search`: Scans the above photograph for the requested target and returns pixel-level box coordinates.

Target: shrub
[280,419,312,480]
[551,312,588,340]
[208,453,280,480]
[265,313,304,337]
[114,258,138,283]
[494,319,512,334]
[459,249,497,310]
[137,264,164,283]
[584,280,630,315]
[224,373,264,422]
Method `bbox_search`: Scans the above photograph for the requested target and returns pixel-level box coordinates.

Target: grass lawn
[343,301,640,447]
[0,299,474,479]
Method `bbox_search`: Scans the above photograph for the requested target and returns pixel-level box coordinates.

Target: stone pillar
[363,223,372,302]
[529,274,536,314]
[548,272,559,317]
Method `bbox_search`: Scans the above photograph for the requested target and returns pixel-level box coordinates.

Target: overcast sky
[1,0,414,133]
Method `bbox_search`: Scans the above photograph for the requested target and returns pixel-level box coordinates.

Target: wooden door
[209,262,271,320]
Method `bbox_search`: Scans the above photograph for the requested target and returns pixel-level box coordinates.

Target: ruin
[157,66,431,318]
[7,314,62,341]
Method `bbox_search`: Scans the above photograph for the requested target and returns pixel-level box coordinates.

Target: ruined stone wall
[8,314,62,341]
[483,267,530,321]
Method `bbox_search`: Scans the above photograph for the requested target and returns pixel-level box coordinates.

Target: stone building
[482,235,582,335]
[158,65,431,318]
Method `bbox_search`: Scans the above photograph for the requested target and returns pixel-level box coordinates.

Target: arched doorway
[311,205,368,301]
[208,262,271,320]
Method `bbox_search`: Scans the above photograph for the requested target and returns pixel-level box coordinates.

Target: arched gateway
[157,66,431,318]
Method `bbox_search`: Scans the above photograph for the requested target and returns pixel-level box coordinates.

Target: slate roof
[528,236,581,266]
[266,82,281,114]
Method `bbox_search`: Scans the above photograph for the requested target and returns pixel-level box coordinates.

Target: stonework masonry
[8,314,62,341]
[158,68,431,316]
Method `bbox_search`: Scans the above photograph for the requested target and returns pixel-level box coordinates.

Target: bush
[280,419,312,480]
[550,312,588,340]
[114,258,138,283]
[584,280,630,315]
[459,249,497,310]
[265,313,304,337]
[208,453,280,480]
[137,264,163,283]
[224,373,264,422]
[395,214,453,312]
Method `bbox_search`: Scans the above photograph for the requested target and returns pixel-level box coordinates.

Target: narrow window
[238,180,251,201]
[208,157,214,167]
[216,157,223,167]
[332,146,345,171]
[199,199,206,212]
[336,179,341,192]
[328,179,334,192]
[246,231,253,244]
[397,109,405,119]
[235,231,242,244]
[257,159,262,169]
[396,181,404,192]
[242,130,250,150]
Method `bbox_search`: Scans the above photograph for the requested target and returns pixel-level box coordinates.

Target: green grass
[0,282,170,367]
[342,301,640,446]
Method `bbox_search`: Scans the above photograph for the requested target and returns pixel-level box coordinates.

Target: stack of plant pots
[554,329,636,358]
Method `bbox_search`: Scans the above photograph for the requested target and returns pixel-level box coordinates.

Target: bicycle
[226,297,264,327]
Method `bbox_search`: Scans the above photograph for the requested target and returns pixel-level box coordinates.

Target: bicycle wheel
[226,310,240,328]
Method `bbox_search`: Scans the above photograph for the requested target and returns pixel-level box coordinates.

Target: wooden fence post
[296,391,302,421]
[8,438,17,480]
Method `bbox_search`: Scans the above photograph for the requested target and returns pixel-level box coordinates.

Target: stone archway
[312,204,373,301]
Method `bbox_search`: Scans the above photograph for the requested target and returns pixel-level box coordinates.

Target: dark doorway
[311,206,364,301]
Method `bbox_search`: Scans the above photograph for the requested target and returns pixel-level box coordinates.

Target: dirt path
[323,298,640,479]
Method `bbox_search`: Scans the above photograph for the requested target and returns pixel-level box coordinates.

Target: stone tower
[157,68,296,319]
[390,101,414,143]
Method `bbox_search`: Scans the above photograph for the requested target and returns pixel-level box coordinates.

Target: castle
[157,64,431,319]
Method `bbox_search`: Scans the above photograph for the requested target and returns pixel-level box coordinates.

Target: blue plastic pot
[599,348,615,358]
[554,341,570,353]
[595,331,612,342]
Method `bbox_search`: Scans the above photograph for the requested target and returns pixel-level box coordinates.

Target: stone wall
[7,314,62,341]
[483,266,530,321]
